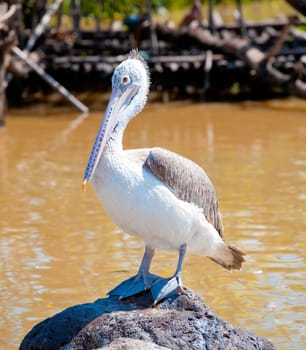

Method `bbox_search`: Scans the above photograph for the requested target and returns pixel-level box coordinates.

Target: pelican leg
[108,245,160,298]
[151,243,187,304]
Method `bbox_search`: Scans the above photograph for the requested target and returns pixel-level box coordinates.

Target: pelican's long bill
[82,84,138,191]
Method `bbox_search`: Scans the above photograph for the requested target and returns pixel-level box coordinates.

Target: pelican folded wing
[144,147,223,237]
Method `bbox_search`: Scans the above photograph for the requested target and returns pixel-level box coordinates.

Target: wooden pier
[4,1,306,104]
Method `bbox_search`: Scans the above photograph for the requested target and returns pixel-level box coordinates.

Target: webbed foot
[108,272,160,298]
[151,275,185,305]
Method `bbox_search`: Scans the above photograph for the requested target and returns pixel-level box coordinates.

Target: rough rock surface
[20,288,276,350]
[100,338,170,349]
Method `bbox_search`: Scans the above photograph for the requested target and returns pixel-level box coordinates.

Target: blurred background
[0,1,305,349]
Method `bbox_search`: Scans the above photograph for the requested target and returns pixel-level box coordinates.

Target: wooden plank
[12,46,88,113]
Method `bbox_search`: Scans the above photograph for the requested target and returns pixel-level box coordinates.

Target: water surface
[0,99,305,349]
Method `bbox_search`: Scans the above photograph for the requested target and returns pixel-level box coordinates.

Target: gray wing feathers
[144,147,224,237]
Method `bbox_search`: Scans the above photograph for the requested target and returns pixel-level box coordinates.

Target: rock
[100,338,170,349]
[20,288,276,350]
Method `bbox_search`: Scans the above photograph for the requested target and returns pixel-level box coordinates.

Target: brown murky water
[0,99,305,349]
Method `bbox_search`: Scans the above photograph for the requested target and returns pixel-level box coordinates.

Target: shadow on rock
[20,288,276,350]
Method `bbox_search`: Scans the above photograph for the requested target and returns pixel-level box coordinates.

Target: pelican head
[82,50,150,190]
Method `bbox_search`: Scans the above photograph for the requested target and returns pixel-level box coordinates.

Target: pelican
[83,49,245,303]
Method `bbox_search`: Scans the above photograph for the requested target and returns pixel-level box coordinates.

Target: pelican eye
[121,75,130,85]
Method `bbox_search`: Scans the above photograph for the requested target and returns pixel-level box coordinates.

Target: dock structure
[5,0,306,102]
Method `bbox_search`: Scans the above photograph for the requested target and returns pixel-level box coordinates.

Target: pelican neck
[105,122,125,154]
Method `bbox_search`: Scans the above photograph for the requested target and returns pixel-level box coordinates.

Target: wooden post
[9,0,87,113]
[145,0,159,54]
[23,0,64,53]
[264,15,299,60]
[0,4,17,127]
[95,0,103,31]
[71,0,81,39]
[56,1,63,30]
[7,0,25,47]
[208,0,216,36]
[11,46,88,113]
[31,0,48,29]
[0,42,6,127]
[236,0,247,37]
[203,49,212,99]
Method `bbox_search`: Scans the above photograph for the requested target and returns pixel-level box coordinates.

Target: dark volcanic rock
[20,289,276,350]
[100,338,170,349]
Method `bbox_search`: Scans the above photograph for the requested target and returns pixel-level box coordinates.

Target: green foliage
[80,0,174,18]
[77,0,274,18]
[22,0,282,22]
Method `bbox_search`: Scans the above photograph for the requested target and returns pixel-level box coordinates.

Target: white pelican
[82,49,245,303]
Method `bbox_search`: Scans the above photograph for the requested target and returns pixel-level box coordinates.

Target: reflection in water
[0,100,305,349]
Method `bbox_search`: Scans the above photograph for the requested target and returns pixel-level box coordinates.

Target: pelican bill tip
[82,181,87,192]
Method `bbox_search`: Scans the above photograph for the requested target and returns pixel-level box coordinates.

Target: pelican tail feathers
[210,243,245,270]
